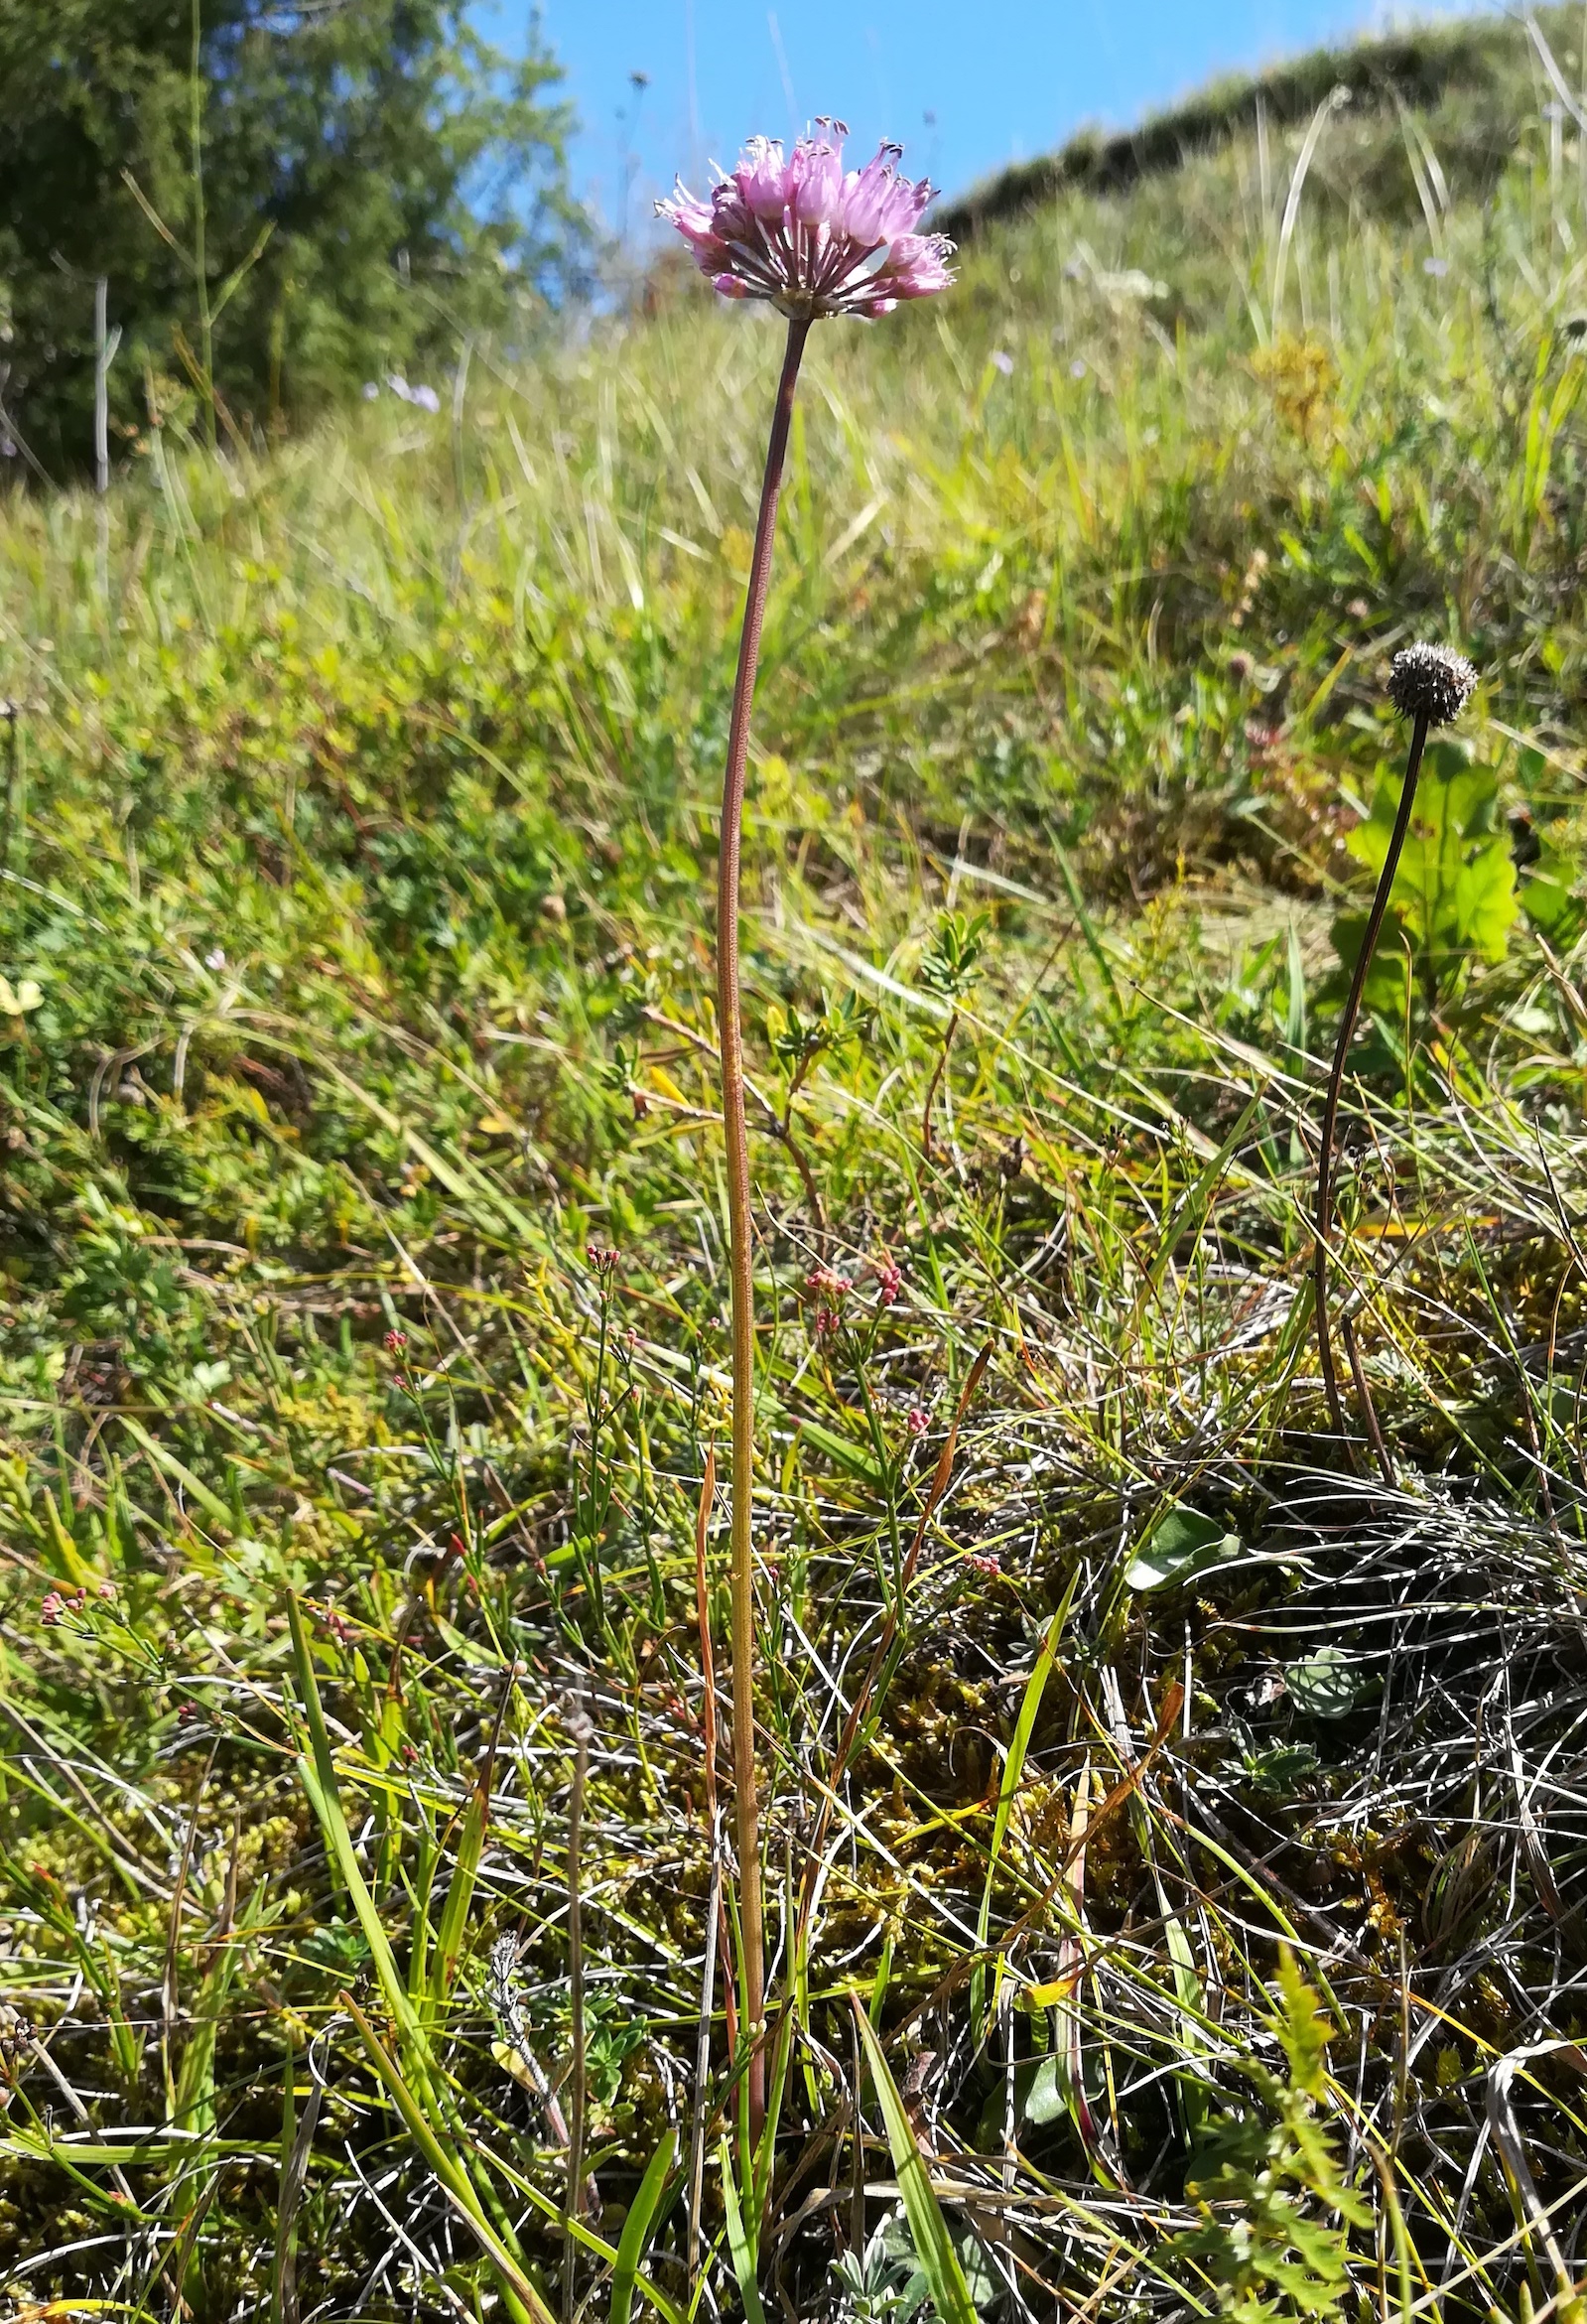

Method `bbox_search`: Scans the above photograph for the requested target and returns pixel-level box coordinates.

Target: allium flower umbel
[658,124,954,320]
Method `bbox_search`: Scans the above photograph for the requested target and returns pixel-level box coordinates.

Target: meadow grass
[4,18,1587,2320]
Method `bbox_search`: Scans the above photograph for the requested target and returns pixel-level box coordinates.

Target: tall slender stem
[719,314,809,2147]
[1314,708,1428,1458]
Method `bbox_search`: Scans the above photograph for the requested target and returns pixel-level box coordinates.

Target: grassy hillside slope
[3,11,1587,2319]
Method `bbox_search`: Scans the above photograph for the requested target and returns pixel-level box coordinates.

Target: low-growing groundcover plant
[4,17,1587,2323]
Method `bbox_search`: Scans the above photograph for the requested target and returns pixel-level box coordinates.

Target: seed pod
[1387,641,1477,726]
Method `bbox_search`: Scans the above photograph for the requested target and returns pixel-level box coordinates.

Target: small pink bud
[875,1255,903,1305]
[384,1328,408,1354]
[98,1578,116,1598]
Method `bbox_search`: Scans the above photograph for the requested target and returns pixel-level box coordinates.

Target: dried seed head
[1387,641,1477,727]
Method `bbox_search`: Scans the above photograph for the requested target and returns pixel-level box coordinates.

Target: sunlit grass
[4,20,1587,2320]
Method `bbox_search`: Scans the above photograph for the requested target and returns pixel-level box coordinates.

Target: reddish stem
[718,314,809,2148]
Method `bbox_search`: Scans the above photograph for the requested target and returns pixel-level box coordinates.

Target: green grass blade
[346,1995,552,2324]
[286,1593,430,2075]
[717,2138,767,2324]
[853,2002,979,2324]
[972,1574,1077,2034]
[428,1779,487,2010]
[610,2127,678,2324]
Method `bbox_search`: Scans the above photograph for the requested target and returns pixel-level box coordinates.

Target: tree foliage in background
[0,0,589,477]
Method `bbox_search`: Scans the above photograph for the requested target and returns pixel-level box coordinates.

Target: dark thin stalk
[1314,706,1429,1458]
[718,314,810,2149]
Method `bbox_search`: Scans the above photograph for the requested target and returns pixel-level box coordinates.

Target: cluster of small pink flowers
[40,1583,93,1628]
[874,1253,903,1306]
[587,1245,619,1281]
[324,1605,354,1646]
[658,125,954,322]
[906,1405,930,1438]
[805,1264,849,1341]
[384,1327,408,1354]
[968,1550,1001,1579]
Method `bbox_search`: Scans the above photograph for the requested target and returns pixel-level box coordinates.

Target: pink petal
[737,136,792,219]
[791,139,844,228]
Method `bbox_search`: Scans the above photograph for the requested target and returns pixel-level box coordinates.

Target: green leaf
[286,1595,425,2071]
[972,1577,1077,2033]
[1341,754,1518,992]
[611,2129,678,2324]
[1521,843,1582,938]
[1124,1505,1239,1592]
[1286,1644,1366,1718]
[347,1998,555,2324]
[1022,2054,1068,2126]
[853,2005,980,2324]
[718,2140,768,2324]
[1273,1946,1332,2101]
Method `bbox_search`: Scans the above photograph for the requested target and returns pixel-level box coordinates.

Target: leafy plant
[920,911,991,1003]
[1124,1503,1241,1591]
[1170,1951,1370,2322]
[1331,741,1518,1014]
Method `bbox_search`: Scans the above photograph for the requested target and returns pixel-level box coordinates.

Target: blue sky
[501,0,1482,238]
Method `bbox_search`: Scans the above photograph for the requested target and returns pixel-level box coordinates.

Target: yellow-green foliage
[4,17,1587,2321]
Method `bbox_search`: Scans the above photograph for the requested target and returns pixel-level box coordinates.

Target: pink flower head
[875,1254,903,1305]
[658,124,954,323]
[906,1405,929,1437]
